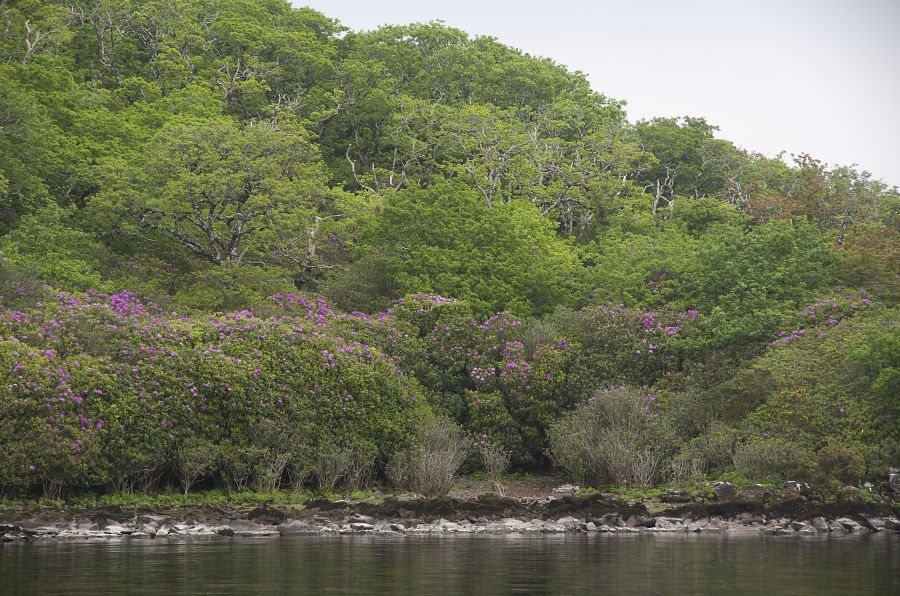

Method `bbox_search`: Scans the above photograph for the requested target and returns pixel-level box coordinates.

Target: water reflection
[1,534,897,595]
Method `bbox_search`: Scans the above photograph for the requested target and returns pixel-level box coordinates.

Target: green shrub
[737,308,898,476]
[0,291,429,496]
[816,438,865,484]
[0,258,48,310]
[175,440,218,496]
[548,387,679,487]
[732,436,816,481]
[390,417,469,496]
[670,421,737,484]
[314,443,351,491]
[478,441,511,496]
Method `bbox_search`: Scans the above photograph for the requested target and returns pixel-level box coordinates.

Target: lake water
[1,534,897,595]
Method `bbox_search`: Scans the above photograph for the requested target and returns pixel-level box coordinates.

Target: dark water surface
[1,534,897,595]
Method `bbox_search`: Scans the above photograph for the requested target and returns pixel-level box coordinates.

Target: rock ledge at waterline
[2,487,898,541]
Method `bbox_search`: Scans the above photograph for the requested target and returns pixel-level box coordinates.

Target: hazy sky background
[295,0,900,187]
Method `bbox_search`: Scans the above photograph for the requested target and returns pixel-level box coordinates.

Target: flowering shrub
[0,286,894,496]
[374,296,582,464]
[551,303,696,388]
[0,290,427,496]
[772,288,875,347]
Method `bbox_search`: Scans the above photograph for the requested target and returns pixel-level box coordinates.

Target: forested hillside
[0,0,897,499]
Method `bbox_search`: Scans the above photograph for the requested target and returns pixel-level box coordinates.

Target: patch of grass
[0,488,387,512]
[856,486,877,505]
[463,471,539,483]
[574,484,668,501]
[712,470,783,490]
[347,489,378,502]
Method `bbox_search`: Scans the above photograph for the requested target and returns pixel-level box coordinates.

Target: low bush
[389,417,469,496]
[478,441,510,495]
[548,387,679,487]
[732,436,816,481]
[670,421,737,484]
[816,438,865,485]
[175,441,218,496]
[314,444,351,491]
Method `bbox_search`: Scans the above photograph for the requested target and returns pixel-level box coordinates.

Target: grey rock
[658,516,685,525]
[344,513,374,525]
[435,520,460,532]
[216,527,235,537]
[769,488,806,511]
[223,520,274,536]
[835,518,863,532]
[277,521,321,536]
[733,485,769,509]
[593,513,620,527]
[627,515,656,528]
[556,516,581,529]
[810,517,830,532]
[704,522,725,533]
[23,526,60,536]
[864,517,884,531]
[222,519,264,532]
[685,519,708,533]
[541,522,566,533]
[584,522,597,532]
[501,518,529,531]
[75,518,99,531]
[707,481,735,500]
[783,481,802,493]
[138,515,168,527]
[736,513,765,525]
[388,523,406,533]
[883,518,899,531]
[349,522,375,532]
[654,518,680,531]
[248,507,288,525]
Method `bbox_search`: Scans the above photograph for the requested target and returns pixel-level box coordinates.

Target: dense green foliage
[0,1,896,497]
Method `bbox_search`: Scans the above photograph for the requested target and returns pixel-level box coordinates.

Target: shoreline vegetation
[0,289,896,505]
[0,0,897,526]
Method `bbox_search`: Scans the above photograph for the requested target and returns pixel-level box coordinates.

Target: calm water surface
[1,534,897,595]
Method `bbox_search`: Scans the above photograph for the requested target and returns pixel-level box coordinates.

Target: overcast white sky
[295,0,900,187]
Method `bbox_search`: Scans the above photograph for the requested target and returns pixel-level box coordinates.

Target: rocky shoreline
[2,485,898,542]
